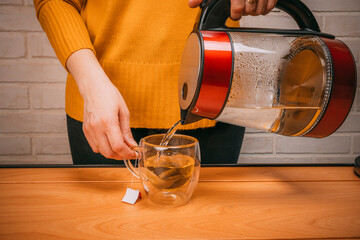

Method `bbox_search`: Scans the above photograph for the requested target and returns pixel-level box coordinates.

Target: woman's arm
[66,49,137,160]
[34,0,95,69]
[34,0,137,160]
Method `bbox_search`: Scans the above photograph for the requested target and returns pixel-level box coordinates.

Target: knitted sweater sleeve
[34,0,95,69]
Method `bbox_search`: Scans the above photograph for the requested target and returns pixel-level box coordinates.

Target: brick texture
[311,156,356,164]
[240,12,324,30]
[26,0,33,6]
[276,136,351,154]
[240,135,273,154]
[0,33,25,58]
[354,135,360,154]
[239,155,315,164]
[0,1,359,165]
[0,6,41,31]
[34,135,70,154]
[324,14,360,36]
[30,85,65,109]
[28,33,57,58]
[0,112,66,133]
[336,114,360,133]
[302,0,360,12]
[0,61,66,83]
[0,136,31,155]
[0,155,39,164]
[36,155,73,164]
[0,86,29,109]
[0,0,22,5]
[240,13,298,29]
[357,89,360,112]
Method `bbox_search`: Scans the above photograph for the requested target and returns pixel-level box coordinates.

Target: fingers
[230,0,276,19]
[118,109,137,148]
[188,0,276,20]
[83,123,99,153]
[105,119,137,159]
[263,0,277,15]
[83,114,137,160]
[96,131,123,160]
[255,0,267,16]
[244,0,257,16]
[230,0,245,20]
[188,0,203,8]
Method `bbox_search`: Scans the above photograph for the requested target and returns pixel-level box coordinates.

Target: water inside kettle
[217,34,327,136]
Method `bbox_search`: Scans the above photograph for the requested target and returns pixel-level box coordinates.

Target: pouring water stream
[159,120,182,146]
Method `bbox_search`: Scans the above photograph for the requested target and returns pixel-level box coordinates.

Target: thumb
[188,0,203,8]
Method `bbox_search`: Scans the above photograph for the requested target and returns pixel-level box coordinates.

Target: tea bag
[122,158,142,205]
[122,188,141,205]
[145,154,195,190]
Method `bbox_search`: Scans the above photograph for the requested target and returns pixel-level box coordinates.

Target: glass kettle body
[178,0,356,138]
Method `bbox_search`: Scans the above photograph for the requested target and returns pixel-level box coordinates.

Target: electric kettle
[178,0,356,137]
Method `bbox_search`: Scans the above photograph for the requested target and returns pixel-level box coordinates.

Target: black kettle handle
[197,0,320,32]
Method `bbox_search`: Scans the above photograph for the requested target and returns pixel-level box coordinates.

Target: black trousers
[67,115,245,165]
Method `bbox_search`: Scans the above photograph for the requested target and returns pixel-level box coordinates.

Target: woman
[34,0,277,164]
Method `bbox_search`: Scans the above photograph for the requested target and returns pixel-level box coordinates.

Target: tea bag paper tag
[122,188,141,205]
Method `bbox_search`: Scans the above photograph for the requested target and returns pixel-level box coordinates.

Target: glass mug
[124,134,201,206]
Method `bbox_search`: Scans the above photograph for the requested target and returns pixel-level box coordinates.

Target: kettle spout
[180,108,204,125]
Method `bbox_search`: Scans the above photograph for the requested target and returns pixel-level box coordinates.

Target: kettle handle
[196,0,320,32]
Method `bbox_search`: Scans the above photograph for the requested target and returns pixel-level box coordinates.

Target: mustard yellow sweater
[34,0,237,129]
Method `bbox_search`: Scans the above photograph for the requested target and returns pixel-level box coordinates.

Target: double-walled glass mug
[124,134,201,206]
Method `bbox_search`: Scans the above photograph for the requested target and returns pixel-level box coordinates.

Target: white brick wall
[0,0,359,165]
[28,33,57,58]
[354,135,360,154]
[30,84,65,109]
[0,136,31,155]
[0,0,22,5]
[357,89,360,111]
[0,6,41,31]
[0,85,28,109]
[34,135,70,155]
[276,136,351,154]
[0,1,70,164]
[0,32,25,58]
[0,61,67,83]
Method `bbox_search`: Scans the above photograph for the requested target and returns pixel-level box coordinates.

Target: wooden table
[0,166,359,240]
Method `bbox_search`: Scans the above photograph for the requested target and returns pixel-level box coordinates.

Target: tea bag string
[130,154,138,189]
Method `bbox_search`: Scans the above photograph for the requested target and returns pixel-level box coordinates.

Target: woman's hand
[66,49,138,160]
[188,0,278,20]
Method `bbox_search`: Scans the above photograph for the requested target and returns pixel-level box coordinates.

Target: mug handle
[124,148,141,179]
[196,0,320,32]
